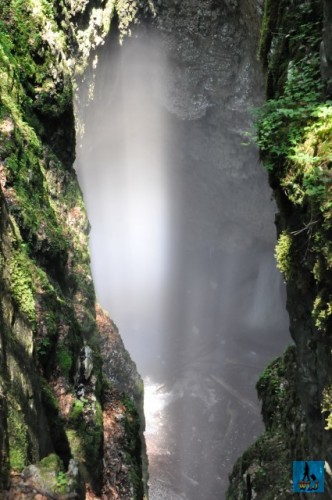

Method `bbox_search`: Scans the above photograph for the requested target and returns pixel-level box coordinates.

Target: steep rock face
[228,346,306,499]
[152,0,263,120]
[0,188,54,491]
[97,306,147,499]
[146,0,273,252]
[228,0,332,498]
[0,0,149,497]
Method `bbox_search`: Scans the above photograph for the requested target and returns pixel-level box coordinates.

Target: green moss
[228,347,304,499]
[38,452,63,473]
[40,379,59,412]
[36,453,68,494]
[322,385,332,430]
[83,399,103,470]
[0,1,146,494]
[7,401,30,470]
[69,399,85,422]
[56,343,73,378]
[66,429,84,462]
[227,429,292,499]
[122,395,144,498]
[66,398,103,485]
[8,249,36,325]
[257,346,297,429]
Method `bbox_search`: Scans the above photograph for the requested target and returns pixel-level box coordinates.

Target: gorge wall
[227,0,332,498]
[0,1,150,497]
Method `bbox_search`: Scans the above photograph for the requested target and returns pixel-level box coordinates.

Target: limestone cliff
[0,1,149,497]
[227,0,332,498]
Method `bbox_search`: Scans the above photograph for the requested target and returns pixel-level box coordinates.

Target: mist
[75,25,289,500]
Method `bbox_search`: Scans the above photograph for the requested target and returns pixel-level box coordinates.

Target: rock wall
[227,0,332,498]
[0,1,150,497]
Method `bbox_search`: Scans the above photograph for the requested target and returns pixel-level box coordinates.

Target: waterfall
[75,12,290,499]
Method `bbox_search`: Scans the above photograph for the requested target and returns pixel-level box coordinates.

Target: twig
[291,220,318,236]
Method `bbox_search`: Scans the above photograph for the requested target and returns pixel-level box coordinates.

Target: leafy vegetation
[56,470,69,493]
[274,231,293,280]
[253,1,332,338]
[322,385,332,430]
[229,1,332,495]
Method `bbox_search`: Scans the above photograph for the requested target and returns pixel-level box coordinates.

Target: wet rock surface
[151,0,263,120]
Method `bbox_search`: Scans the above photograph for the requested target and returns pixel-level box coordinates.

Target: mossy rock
[22,453,75,495]
[8,404,30,470]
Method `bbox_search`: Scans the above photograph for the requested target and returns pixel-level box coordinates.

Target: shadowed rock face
[322,0,332,93]
[227,1,332,498]
[75,1,290,498]
[97,305,146,499]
